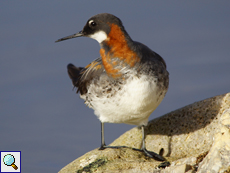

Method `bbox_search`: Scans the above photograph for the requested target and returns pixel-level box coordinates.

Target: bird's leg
[98,123,165,161]
[141,125,165,161]
[99,122,106,150]
[98,122,127,150]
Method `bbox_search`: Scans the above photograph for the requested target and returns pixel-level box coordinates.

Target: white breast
[84,74,166,126]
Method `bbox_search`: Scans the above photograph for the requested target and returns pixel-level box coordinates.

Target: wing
[67,57,105,95]
[67,64,84,86]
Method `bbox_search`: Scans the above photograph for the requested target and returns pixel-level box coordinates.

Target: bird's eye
[89,20,96,27]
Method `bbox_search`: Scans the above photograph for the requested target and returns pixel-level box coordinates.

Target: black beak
[55,31,83,43]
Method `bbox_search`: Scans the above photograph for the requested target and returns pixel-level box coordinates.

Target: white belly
[84,75,166,126]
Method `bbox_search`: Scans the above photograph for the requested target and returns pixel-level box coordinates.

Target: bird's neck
[100,24,140,78]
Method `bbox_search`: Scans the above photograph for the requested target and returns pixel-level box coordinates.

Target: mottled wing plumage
[67,58,105,95]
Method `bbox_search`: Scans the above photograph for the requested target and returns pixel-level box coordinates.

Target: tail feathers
[67,63,84,87]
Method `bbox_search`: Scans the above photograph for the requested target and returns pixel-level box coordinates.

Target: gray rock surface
[59,93,230,173]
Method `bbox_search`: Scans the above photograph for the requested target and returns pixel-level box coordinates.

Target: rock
[163,164,193,173]
[197,109,230,173]
[59,93,230,173]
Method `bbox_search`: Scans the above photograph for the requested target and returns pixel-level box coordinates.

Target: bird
[55,13,169,161]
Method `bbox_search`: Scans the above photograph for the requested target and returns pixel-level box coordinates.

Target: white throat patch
[89,31,107,43]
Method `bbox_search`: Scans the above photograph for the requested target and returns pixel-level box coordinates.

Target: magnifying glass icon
[3,154,18,170]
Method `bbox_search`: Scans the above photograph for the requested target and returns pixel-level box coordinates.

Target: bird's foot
[99,145,166,162]
[142,148,165,161]
[99,144,106,150]
[99,145,128,150]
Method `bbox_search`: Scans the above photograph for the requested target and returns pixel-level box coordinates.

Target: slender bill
[55,31,83,42]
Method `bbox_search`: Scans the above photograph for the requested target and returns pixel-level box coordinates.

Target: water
[1,1,230,172]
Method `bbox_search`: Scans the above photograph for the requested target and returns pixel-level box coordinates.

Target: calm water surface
[1,1,230,172]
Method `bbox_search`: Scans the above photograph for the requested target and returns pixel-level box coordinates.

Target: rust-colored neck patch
[100,23,140,78]
[100,48,121,78]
